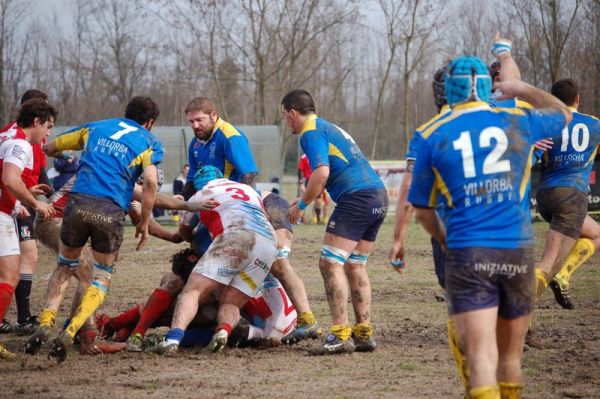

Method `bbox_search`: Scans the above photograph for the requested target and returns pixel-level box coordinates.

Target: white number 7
[110,122,138,140]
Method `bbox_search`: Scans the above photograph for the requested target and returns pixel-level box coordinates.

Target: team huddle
[0,33,598,398]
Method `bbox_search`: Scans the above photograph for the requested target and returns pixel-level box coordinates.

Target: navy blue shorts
[326,189,388,242]
[431,237,445,289]
[445,247,534,319]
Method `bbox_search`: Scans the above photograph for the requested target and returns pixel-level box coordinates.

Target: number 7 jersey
[408,101,566,249]
[187,179,275,241]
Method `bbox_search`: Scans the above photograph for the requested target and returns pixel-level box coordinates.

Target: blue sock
[180,328,213,348]
[165,328,185,345]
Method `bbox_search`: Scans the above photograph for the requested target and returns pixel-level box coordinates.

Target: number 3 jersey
[54,118,163,210]
[538,108,600,193]
[187,179,275,241]
[408,101,566,249]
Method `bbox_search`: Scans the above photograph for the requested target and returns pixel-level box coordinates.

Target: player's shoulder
[215,118,243,139]
[573,110,600,124]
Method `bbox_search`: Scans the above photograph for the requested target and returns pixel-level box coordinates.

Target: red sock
[0,282,15,320]
[132,288,174,336]
[108,305,141,331]
[216,323,232,335]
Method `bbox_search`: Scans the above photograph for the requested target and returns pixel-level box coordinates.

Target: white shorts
[0,212,20,257]
[193,228,277,297]
[247,274,297,340]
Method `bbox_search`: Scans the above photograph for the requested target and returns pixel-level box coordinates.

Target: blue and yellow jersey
[300,115,384,202]
[538,108,600,193]
[55,118,163,210]
[186,118,257,184]
[408,102,566,249]
[489,96,534,110]
[406,105,452,162]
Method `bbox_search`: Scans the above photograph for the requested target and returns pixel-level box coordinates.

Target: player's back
[58,117,163,210]
[539,110,600,193]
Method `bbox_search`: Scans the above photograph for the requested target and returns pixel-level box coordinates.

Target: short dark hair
[551,79,579,106]
[16,99,58,128]
[171,248,202,282]
[20,89,48,105]
[125,96,159,125]
[281,89,316,115]
[184,97,217,115]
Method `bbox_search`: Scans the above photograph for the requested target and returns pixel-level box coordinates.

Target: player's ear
[145,119,155,131]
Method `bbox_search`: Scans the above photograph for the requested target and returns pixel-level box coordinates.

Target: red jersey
[0,127,34,214]
[0,121,46,187]
[297,154,312,180]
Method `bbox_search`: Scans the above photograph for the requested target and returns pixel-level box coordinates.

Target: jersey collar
[451,101,490,113]
[300,114,318,135]
[201,117,223,143]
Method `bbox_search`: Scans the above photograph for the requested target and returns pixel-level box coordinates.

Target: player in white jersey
[154,166,278,354]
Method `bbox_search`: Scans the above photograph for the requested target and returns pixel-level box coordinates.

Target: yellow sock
[65,286,106,338]
[39,308,57,327]
[534,268,549,301]
[555,238,595,287]
[352,322,373,339]
[468,385,500,399]
[297,311,316,326]
[331,324,352,341]
[498,382,523,399]
[448,318,470,390]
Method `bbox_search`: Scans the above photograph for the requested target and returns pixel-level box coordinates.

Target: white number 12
[452,127,511,178]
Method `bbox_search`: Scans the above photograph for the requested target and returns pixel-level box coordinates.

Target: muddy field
[1,220,599,398]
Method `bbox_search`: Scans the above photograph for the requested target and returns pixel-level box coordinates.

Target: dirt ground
[1,220,599,398]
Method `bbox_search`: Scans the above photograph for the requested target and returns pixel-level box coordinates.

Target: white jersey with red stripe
[0,121,45,187]
[244,274,297,340]
[47,175,76,218]
[188,178,275,241]
[0,129,33,215]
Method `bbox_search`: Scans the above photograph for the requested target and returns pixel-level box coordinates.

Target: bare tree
[0,0,26,122]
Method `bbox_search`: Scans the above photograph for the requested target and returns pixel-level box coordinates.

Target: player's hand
[534,138,553,151]
[15,206,31,219]
[288,200,304,224]
[389,240,407,273]
[29,183,52,197]
[172,194,184,200]
[34,200,55,220]
[135,222,149,251]
[186,198,218,212]
[170,232,184,244]
[493,78,526,100]
[491,32,512,59]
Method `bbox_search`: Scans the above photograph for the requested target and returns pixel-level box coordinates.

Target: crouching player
[409,56,570,398]
[154,166,277,354]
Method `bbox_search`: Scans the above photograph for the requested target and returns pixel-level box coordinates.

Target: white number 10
[452,127,511,178]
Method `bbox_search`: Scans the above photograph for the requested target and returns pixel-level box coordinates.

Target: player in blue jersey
[183,97,321,344]
[34,96,164,362]
[283,89,388,355]
[534,79,600,310]
[408,56,570,398]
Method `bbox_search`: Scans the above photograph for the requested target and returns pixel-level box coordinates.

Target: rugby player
[34,96,166,363]
[0,89,53,336]
[535,79,600,309]
[0,99,56,359]
[408,55,570,398]
[182,97,320,344]
[298,153,329,225]
[283,89,388,355]
[154,166,278,354]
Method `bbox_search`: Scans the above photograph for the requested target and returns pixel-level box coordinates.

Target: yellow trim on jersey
[328,143,348,163]
[489,106,526,116]
[519,147,535,200]
[517,100,533,109]
[215,118,241,139]
[416,105,451,132]
[433,167,453,207]
[128,148,154,169]
[239,271,257,292]
[300,114,318,135]
[422,102,492,140]
[585,146,598,168]
[224,160,234,179]
[55,127,89,151]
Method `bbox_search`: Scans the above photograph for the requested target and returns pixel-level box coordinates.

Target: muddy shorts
[60,193,126,254]
[536,187,587,239]
[263,193,293,233]
[34,217,62,253]
[431,237,446,289]
[445,247,534,319]
[326,189,388,242]
[17,207,35,241]
[0,212,19,256]
[193,228,277,298]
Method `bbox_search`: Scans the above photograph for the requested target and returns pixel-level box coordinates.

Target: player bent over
[154,166,277,354]
[409,56,570,398]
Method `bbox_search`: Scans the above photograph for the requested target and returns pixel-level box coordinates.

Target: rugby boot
[0,342,16,360]
[353,335,376,352]
[281,322,323,345]
[14,316,40,336]
[0,319,12,333]
[49,331,73,363]
[307,334,355,356]
[147,340,178,355]
[209,329,229,353]
[126,333,144,352]
[142,333,162,350]
[22,324,52,355]
[549,278,574,310]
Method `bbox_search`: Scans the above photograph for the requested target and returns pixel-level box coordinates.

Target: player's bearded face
[187,111,215,140]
